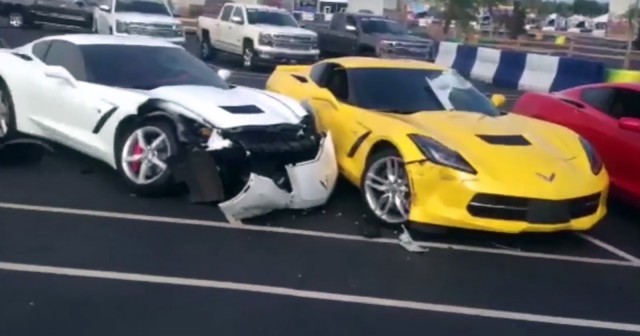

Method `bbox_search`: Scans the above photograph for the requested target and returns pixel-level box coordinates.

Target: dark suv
[1,0,96,29]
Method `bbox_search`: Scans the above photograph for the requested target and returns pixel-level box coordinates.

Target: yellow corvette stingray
[265,57,609,233]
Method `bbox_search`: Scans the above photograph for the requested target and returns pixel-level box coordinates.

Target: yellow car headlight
[408,134,476,174]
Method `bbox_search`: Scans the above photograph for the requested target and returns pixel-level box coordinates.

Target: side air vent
[476,134,531,146]
[12,53,32,61]
[291,74,309,83]
[218,105,265,114]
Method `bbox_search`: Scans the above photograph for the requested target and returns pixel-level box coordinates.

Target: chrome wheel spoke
[135,130,148,149]
[124,154,143,162]
[375,193,393,214]
[365,173,388,192]
[386,158,399,181]
[137,160,151,183]
[150,157,167,170]
[149,133,166,150]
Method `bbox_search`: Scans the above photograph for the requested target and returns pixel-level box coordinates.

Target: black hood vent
[476,134,530,146]
[219,105,265,114]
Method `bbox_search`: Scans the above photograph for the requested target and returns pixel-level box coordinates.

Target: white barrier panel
[518,53,559,92]
[434,42,458,68]
[470,47,501,84]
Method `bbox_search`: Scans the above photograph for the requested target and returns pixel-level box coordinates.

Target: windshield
[114,0,171,15]
[349,68,500,116]
[360,18,407,35]
[246,9,299,27]
[80,45,229,90]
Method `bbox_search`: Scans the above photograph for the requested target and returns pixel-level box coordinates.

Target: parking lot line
[1,260,639,332]
[0,201,637,268]
[576,233,640,265]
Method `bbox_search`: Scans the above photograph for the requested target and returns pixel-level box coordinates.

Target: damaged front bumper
[219,132,338,220]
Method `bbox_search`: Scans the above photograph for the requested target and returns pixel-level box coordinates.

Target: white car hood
[252,24,317,37]
[148,85,307,128]
[113,12,180,25]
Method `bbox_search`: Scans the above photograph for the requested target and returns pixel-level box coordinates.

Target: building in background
[608,0,637,37]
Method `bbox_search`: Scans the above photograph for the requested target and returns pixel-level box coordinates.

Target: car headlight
[115,20,129,33]
[579,136,603,175]
[173,24,184,36]
[258,33,273,46]
[408,134,476,174]
[300,100,319,135]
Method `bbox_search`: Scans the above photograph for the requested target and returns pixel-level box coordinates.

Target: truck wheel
[200,38,216,61]
[8,10,25,28]
[242,41,257,71]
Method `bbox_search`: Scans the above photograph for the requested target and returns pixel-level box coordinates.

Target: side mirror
[619,117,640,133]
[98,4,110,11]
[345,24,357,33]
[491,93,506,108]
[310,88,338,109]
[230,16,243,24]
[44,65,77,87]
[217,68,231,81]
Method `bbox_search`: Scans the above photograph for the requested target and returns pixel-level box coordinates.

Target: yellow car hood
[374,111,591,182]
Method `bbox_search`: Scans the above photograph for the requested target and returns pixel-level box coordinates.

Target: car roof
[33,34,182,48]
[328,57,446,70]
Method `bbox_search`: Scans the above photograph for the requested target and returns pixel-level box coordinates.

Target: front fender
[137,98,212,145]
[0,52,45,134]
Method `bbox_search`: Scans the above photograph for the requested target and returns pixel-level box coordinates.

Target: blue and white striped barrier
[434,41,606,92]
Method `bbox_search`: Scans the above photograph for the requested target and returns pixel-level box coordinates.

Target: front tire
[360,146,411,226]
[242,41,257,70]
[0,78,18,141]
[200,37,215,60]
[115,119,178,196]
[8,10,25,28]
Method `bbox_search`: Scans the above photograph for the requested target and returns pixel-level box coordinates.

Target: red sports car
[512,83,640,205]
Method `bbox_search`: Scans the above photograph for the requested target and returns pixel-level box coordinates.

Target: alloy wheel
[363,156,411,224]
[120,126,171,185]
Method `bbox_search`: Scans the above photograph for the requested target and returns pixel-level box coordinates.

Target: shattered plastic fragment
[398,225,428,253]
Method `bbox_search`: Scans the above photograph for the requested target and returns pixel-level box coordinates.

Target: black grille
[220,118,320,163]
[476,134,530,146]
[467,192,601,224]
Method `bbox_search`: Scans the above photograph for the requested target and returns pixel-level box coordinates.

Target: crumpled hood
[373,111,591,181]
[113,12,180,25]
[147,85,306,129]
[252,24,317,37]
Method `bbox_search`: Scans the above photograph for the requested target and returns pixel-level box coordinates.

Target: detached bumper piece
[467,193,601,224]
[219,133,338,220]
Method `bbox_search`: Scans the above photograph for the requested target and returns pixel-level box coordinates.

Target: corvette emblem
[536,172,556,182]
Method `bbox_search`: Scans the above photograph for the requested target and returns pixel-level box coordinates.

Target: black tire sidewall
[360,146,408,226]
[115,118,179,196]
[242,41,256,70]
[0,79,19,140]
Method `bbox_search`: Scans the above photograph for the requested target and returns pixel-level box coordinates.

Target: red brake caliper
[131,141,145,173]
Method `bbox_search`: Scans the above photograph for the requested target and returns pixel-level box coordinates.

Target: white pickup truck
[197,3,319,69]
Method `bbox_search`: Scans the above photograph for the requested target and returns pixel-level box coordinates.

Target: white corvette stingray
[0,34,338,220]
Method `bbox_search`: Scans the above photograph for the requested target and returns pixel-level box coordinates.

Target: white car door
[32,40,112,159]
[213,5,234,52]
[228,6,245,54]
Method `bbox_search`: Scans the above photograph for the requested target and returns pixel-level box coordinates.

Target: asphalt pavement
[1,22,639,336]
